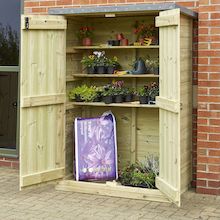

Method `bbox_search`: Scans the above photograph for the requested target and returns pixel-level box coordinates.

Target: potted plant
[123,87,134,102]
[118,154,159,189]
[133,22,158,45]
[149,82,159,104]
[106,56,120,74]
[136,86,150,104]
[102,84,115,104]
[77,26,94,46]
[81,55,96,74]
[112,80,124,103]
[68,85,97,102]
[145,58,159,75]
[93,51,107,74]
[93,86,103,102]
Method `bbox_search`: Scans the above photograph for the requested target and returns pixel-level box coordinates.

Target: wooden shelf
[67,45,159,53]
[69,101,158,108]
[72,74,159,78]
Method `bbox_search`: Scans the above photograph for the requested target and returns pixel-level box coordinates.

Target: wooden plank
[56,180,170,203]
[21,94,66,108]
[21,168,65,187]
[20,15,66,189]
[71,101,159,108]
[156,177,179,203]
[72,74,159,78]
[21,16,67,30]
[67,45,159,51]
[156,97,180,113]
[155,14,179,27]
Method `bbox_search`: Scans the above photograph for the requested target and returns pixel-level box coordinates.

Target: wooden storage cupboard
[19,7,193,206]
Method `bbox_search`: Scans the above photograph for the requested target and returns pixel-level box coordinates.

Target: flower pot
[116,33,124,41]
[121,38,129,46]
[103,95,114,104]
[139,96,149,104]
[106,66,116,74]
[75,95,83,102]
[82,38,92,46]
[96,66,106,74]
[107,40,114,46]
[112,40,120,46]
[114,95,123,103]
[93,96,102,102]
[125,94,133,102]
[87,66,96,74]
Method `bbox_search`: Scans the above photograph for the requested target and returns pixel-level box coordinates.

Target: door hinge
[25,17,29,30]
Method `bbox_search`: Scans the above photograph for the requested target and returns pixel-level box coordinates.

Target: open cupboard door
[155,9,181,206]
[19,15,67,189]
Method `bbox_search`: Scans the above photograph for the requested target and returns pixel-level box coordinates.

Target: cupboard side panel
[180,15,193,193]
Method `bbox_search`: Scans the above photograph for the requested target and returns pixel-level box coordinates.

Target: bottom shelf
[55,180,170,203]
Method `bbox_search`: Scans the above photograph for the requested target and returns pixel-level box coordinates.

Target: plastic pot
[114,95,123,103]
[87,66,96,74]
[96,66,106,74]
[139,96,149,104]
[103,95,114,104]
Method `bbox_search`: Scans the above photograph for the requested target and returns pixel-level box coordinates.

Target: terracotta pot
[121,39,128,46]
[82,38,92,46]
[116,33,124,40]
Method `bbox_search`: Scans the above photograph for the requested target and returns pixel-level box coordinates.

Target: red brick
[208,165,220,172]
[211,13,220,19]
[0,160,11,167]
[197,156,220,164]
[198,126,220,133]
[199,5,220,12]
[199,66,220,73]
[177,1,195,7]
[198,50,220,57]
[197,132,208,140]
[196,180,207,187]
[209,118,220,125]
[24,2,39,7]
[209,150,220,157]
[57,0,72,5]
[199,0,209,5]
[208,181,220,188]
[196,188,220,195]
[197,172,220,179]
[40,1,56,6]
[197,164,206,171]
[197,119,208,125]
[198,96,220,102]
[211,0,220,4]
[210,89,220,95]
[198,58,208,65]
[198,81,220,88]
[211,43,220,49]
[90,0,108,4]
[209,134,220,141]
[210,104,220,111]
[198,141,220,149]
[199,13,209,20]
[210,58,220,65]
[32,7,47,13]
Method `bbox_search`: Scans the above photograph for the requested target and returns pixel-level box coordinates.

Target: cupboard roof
[49,3,197,18]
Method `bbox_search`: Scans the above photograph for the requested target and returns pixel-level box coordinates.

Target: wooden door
[0,73,17,148]
[20,15,67,188]
[155,9,181,206]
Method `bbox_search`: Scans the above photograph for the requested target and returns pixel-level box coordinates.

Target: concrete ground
[0,167,220,220]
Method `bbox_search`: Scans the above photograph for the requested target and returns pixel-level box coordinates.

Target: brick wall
[0,157,19,169]
[22,0,220,195]
[196,0,220,195]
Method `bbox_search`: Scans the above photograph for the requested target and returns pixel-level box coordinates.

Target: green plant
[136,86,149,97]
[81,55,96,68]
[133,22,157,40]
[102,85,115,96]
[123,87,134,95]
[149,82,159,100]
[145,57,159,68]
[93,51,108,67]
[118,154,159,189]
[68,85,97,102]
[106,56,120,67]
[77,26,94,39]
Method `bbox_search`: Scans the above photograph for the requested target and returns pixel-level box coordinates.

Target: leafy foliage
[0,23,19,66]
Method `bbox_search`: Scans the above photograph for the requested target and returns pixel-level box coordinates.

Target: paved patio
[0,167,220,220]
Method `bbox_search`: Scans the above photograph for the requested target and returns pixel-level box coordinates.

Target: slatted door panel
[155,9,181,206]
[20,15,67,188]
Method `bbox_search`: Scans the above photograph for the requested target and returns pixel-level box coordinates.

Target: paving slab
[0,167,219,220]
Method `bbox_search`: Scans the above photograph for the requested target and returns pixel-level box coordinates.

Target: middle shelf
[66,101,158,110]
[70,73,159,78]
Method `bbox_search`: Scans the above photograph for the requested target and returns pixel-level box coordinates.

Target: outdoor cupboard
[19,4,196,206]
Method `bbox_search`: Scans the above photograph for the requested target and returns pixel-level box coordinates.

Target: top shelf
[67,45,159,52]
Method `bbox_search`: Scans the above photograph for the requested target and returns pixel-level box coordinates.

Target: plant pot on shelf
[124,94,133,102]
[87,66,96,74]
[75,95,83,102]
[96,66,106,74]
[121,38,129,46]
[139,96,149,104]
[93,96,102,102]
[114,95,123,103]
[106,66,116,74]
[149,67,159,75]
[82,37,92,46]
[103,95,114,104]
[113,40,120,46]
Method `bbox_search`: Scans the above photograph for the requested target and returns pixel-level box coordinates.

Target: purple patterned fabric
[75,112,118,181]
